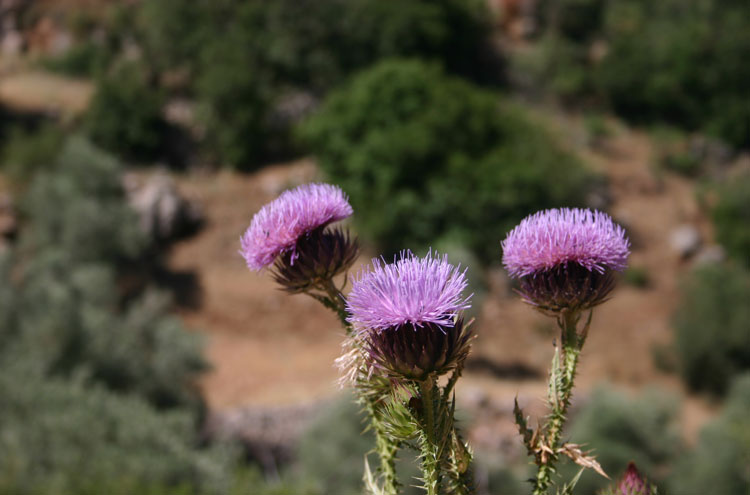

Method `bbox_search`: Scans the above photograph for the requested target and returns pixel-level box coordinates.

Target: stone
[124,172,203,244]
[693,245,726,266]
[669,225,701,258]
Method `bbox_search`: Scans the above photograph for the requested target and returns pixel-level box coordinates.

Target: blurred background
[0,0,748,493]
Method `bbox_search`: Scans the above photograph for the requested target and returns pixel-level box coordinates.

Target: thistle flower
[240,183,353,271]
[346,252,472,380]
[501,208,630,314]
[617,463,651,495]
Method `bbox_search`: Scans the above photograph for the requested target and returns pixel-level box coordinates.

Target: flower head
[502,208,629,314]
[346,251,473,380]
[346,251,471,333]
[502,208,629,278]
[240,183,353,271]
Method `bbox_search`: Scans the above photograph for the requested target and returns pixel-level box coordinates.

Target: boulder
[669,225,701,259]
[123,172,203,244]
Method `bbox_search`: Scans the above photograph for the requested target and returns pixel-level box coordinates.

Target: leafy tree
[303,59,592,263]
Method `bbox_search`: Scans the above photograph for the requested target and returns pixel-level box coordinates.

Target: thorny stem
[447,427,475,495]
[532,310,585,495]
[312,280,400,495]
[375,417,401,495]
[419,377,442,495]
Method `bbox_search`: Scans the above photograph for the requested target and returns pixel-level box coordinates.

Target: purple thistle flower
[502,208,630,314]
[346,251,472,333]
[347,251,473,380]
[502,208,630,279]
[240,183,353,271]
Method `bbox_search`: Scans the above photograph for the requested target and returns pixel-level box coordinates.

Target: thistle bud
[617,462,651,495]
[271,227,358,293]
[364,319,472,381]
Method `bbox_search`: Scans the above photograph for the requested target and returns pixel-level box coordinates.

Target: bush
[595,0,750,147]
[4,138,205,410]
[712,173,750,265]
[142,0,490,91]
[670,373,750,495]
[0,368,230,494]
[0,138,217,489]
[85,63,168,162]
[41,41,114,78]
[303,59,593,263]
[525,0,750,148]
[560,386,681,495]
[139,0,492,167]
[674,263,750,395]
[0,123,65,183]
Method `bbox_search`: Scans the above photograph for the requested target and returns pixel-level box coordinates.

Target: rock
[688,134,734,167]
[669,225,701,258]
[1,28,23,57]
[206,402,319,476]
[270,90,318,128]
[693,245,726,266]
[124,172,203,244]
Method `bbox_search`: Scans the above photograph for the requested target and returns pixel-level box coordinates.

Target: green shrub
[670,373,750,495]
[553,0,605,42]
[41,41,114,78]
[712,173,750,265]
[139,0,491,167]
[674,263,750,395]
[0,138,218,489]
[594,0,750,147]
[0,369,230,494]
[560,386,681,495]
[303,59,593,263]
[142,0,489,91]
[85,63,167,162]
[0,124,65,183]
[526,0,750,148]
[5,138,206,410]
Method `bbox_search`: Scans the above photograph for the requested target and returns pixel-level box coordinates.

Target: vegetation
[670,373,750,495]
[712,173,750,266]
[561,386,681,495]
[0,138,220,490]
[84,63,168,162]
[135,0,491,167]
[303,59,592,263]
[674,263,750,395]
[526,0,750,148]
[0,123,65,183]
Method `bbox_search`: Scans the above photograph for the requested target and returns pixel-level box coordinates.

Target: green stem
[310,282,400,493]
[447,428,474,495]
[419,377,442,495]
[532,311,582,495]
[375,422,400,495]
[318,278,349,329]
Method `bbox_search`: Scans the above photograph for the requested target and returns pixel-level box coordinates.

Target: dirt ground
[167,117,720,443]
